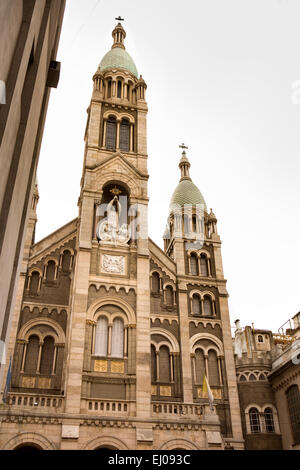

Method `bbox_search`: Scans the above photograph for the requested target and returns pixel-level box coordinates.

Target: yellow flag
[202,374,214,410]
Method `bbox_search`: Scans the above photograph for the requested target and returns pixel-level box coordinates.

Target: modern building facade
[0,0,66,389]
[0,21,299,451]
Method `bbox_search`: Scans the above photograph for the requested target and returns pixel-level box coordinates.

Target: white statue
[97,192,130,246]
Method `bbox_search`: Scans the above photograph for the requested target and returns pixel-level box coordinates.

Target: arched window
[249,408,261,433]
[151,272,160,294]
[117,80,122,98]
[239,375,247,382]
[151,345,157,382]
[192,216,197,232]
[165,286,173,306]
[200,254,208,276]
[40,336,55,375]
[62,250,71,271]
[192,294,201,315]
[107,80,112,98]
[159,345,170,382]
[24,335,39,373]
[259,373,266,381]
[286,385,300,444]
[190,254,198,275]
[249,373,256,381]
[46,261,56,282]
[29,271,40,295]
[195,348,205,384]
[120,118,130,152]
[208,350,220,386]
[111,317,124,358]
[94,317,108,356]
[264,408,275,433]
[257,335,264,343]
[106,116,117,150]
[203,296,213,316]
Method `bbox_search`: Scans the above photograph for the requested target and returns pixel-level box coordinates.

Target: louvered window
[190,254,198,275]
[106,116,117,150]
[94,317,108,356]
[192,294,201,315]
[195,348,205,383]
[200,254,208,276]
[249,408,261,433]
[159,346,170,382]
[40,336,55,375]
[111,318,124,358]
[24,335,39,373]
[120,119,130,152]
[208,349,219,386]
[287,385,300,443]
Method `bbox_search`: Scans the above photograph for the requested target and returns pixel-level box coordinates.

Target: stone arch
[190,333,224,356]
[159,438,199,450]
[82,436,129,450]
[1,432,57,450]
[151,327,180,353]
[95,168,141,199]
[87,297,136,325]
[18,318,66,344]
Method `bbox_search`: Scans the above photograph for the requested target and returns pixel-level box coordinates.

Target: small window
[29,271,40,295]
[190,254,198,275]
[159,345,170,382]
[200,254,208,276]
[117,80,122,98]
[94,317,108,356]
[192,294,201,315]
[249,373,256,381]
[40,336,55,375]
[120,118,130,152]
[62,250,71,271]
[192,216,197,232]
[257,335,264,343]
[106,116,117,150]
[151,272,160,294]
[239,375,247,382]
[46,261,56,282]
[203,296,213,316]
[249,408,261,433]
[111,317,124,358]
[165,286,173,306]
[24,335,39,373]
[264,408,275,433]
[107,80,112,98]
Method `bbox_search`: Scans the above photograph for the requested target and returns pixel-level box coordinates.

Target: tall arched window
[24,335,39,373]
[192,294,201,315]
[151,272,160,294]
[200,254,208,276]
[29,271,40,295]
[165,286,173,306]
[159,346,170,382]
[195,348,205,383]
[107,80,112,98]
[264,408,275,433]
[286,385,300,443]
[192,216,197,232]
[111,317,124,358]
[203,296,213,316]
[62,250,71,271]
[117,80,122,98]
[208,350,219,386]
[40,336,55,375]
[106,116,117,150]
[249,408,261,433]
[94,317,108,356]
[190,254,198,275]
[151,345,157,382]
[120,118,130,152]
[46,261,56,282]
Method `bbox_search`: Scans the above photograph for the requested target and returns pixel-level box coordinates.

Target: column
[36,342,43,373]
[130,123,134,152]
[20,342,28,372]
[218,357,223,386]
[102,119,107,147]
[116,119,121,149]
[170,353,174,382]
[52,346,58,374]
[155,351,159,381]
[108,324,112,356]
[124,326,128,357]
[204,355,209,381]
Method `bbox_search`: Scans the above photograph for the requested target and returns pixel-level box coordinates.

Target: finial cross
[179,143,188,150]
[115,16,124,22]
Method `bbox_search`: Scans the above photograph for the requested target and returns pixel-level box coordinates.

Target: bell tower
[63,21,152,443]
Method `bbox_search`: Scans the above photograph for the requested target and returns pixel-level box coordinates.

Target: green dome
[99,47,138,78]
[170,179,207,212]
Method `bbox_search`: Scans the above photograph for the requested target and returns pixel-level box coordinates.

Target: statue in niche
[97,187,130,245]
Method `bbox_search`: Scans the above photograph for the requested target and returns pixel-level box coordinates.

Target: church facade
[0,22,298,451]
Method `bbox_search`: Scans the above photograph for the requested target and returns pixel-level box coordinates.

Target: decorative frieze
[101,254,125,275]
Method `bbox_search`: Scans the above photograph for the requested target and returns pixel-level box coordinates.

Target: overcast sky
[36,0,300,332]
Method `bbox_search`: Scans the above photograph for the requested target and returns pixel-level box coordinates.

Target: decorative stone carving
[159,385,172,396]
[22,376,35,388]
[62,425,80,439]
[111,360,124,373]
[101,254,125,275]
[97,192,130,246]
[94,360,107,372]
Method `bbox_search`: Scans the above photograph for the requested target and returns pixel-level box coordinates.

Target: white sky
[36,0,300,332]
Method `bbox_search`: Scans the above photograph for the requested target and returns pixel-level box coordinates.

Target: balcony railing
[6,392,64,411]
[152,402,204,419]
[81,398,135,416]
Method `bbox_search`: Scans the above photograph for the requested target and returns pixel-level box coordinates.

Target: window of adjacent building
[203,296,212,316]
[106,116,117,150]
[94,317,108,356]
[151,272,160,294]
[190,254,198,275]
[29,271,40,295]
[120,118,130,152]
[192,294,201,315]
[264,408,275,433]
[39,336,55,375]
[24,335,39,373]
[249,408,261,433]
[159,346,170,382]
[286,385,300,444]
[200,254,208,277]
[111,317,124,358]
[46,261,55,282]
